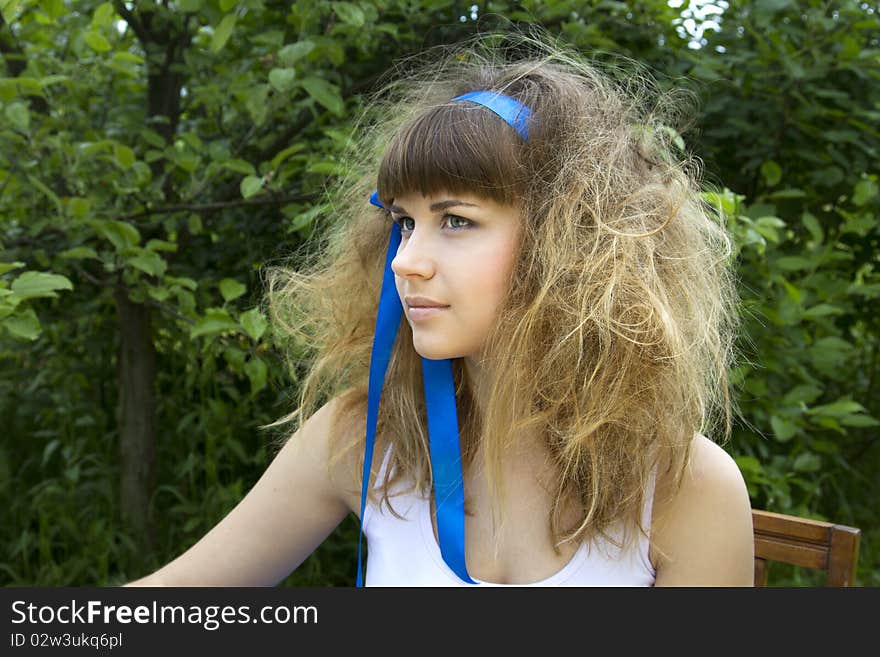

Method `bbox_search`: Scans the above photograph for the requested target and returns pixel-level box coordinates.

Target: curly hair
[265,28,742,558]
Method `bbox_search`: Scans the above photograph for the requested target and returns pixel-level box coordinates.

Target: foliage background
[1,0,877,587]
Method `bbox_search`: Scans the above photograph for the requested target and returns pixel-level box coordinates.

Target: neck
[463,355,490,417]
[463,355,547,462]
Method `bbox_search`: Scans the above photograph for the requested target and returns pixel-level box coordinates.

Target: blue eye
[394,216,415,232]
[392,214,473,234]
[447,215,470,229]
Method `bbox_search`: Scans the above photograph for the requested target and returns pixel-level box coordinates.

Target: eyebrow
[387,199,479,214]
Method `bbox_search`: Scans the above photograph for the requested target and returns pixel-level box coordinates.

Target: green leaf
[177,0,204,12]
[333,2,365,26]
[146,285,170,302]
[812,336,854,353]
[167,276,197,291]
[67,197,92,219]
[240,175,263,199]
[791,452,822,473]
[41,438,59,466]
[0,75,41,98]
[84,31,112,52]
[219,278,246,302]
[285,202,326,233]
[752,216,785,243]
[91,2,115,27]
[0,0,24,22]
[111,51,144,66]
[219,0,238,10]
[658,124,684,151]
[278,41,315,67]
[243,83,269,126]
[770,415,798,442]
[269,143,305,169]
[187,214,203,235]
[306,160,346,175]
[179,132,203,151]
[775,256,813,272]
[801,211,823,245]
[190,309,240,338]
[853,179,878,206]
[99,221,141,250]
[839,414,880,428]
[301,76,344,116]
[779,277,801,305]
[11,271,74,300]
[139,128,166,148]
[244,356,268,394]
[5,101,29,130]
[223,345,246,372]
[27,175,62,213]
[734,455,763,477]
[127,251,166,277]
[767,188,806,200]
[176,289,196,315]
[211,14,237,52]
[808,398,864,418]
[114,143,135,169]
[781,384,823,405]
[38,75,68,90]
[146,239,177,253]
[59,246,99,260]
[760,161,782,186]
[222,159,256,175]
[239,308,268,341]
[0,261,25,276]
[802,303,843,320]
[268,67,297,92]
[4,310,41,340]
[702,189,741,216]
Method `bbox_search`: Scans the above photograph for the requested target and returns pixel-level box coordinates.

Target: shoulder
[308,390,388,516]
[649,433,754,586]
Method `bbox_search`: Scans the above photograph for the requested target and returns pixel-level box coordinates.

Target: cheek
[472,242,517,302]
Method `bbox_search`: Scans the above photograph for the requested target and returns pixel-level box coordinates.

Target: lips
[406,306,448,321]
[403,296,449,323]
[404,296,449,309]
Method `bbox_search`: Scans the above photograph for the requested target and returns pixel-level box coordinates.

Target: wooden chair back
[752,509,861,586]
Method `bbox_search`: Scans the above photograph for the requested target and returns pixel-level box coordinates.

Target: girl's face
[390,189,521,363]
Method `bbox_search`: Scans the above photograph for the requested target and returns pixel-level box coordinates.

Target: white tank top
[362,446,657,586]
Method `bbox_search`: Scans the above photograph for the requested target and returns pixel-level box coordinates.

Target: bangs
[376,101,527,208]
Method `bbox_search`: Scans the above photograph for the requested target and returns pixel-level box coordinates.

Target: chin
[411,338,462,362]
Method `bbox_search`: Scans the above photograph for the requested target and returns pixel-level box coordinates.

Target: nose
[390,228,436,279]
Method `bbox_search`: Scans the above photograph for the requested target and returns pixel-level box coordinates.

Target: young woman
[125,31,754,587]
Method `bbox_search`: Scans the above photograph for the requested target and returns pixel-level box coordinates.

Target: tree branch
[145,298,195,326]
[113,1,150,45]
[118,193,317,222]
[71,262,112,288]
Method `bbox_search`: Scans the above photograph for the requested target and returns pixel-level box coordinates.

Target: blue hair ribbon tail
[358,196,477,586]
[358,87,531,585]
[356,220,403,587]
[422,357,478,584]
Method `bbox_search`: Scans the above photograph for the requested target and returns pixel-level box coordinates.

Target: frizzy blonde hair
[265,28,743,558]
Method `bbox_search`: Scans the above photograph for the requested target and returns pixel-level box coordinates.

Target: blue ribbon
[355,212,403,587]
[451,90,531,141]
[357,193,477,585]
[357,90,531,586]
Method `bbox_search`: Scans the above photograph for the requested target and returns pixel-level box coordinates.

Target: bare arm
[124,397,356,587]
[652,434,755,587]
